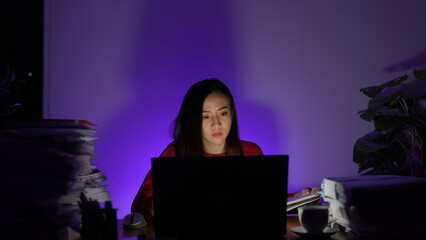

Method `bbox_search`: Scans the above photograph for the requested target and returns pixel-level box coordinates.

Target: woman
[131,79,313,222]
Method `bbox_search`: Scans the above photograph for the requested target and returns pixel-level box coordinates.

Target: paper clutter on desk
[321,175,426,240]
[0,119,112,240]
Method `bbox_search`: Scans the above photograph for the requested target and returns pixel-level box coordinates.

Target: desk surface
[117,216,349,240]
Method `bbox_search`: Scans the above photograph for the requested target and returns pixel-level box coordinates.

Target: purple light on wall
[46,0,426,219]
[92,1,282,218]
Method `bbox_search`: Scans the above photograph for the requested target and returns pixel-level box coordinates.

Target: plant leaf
[358,91,405,122]
[413,69,426,82]
[353,131,405,175]
[373,116,414,131]
[358,109,375,122]
[360,74,408,98]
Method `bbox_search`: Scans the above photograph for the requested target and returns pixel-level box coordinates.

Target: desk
[117,216,349,240]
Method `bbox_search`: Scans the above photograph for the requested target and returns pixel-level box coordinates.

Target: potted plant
[0,67,25,119]
[353,69,426,177]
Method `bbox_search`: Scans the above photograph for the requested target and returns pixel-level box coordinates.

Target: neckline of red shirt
[204,152,226,157]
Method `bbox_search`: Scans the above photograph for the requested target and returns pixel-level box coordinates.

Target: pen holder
[79,193,117,240]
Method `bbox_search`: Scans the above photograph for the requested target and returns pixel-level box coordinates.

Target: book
[321,175,426,240]
[0,118,96,129]
[0,118,110,239]
[7,127,97,137]
[322,175,426,207]
[287,191,322,212]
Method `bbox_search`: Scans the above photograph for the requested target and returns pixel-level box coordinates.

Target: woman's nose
[211,115,221,126]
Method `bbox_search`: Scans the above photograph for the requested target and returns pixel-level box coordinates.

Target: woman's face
[201,91,233,154]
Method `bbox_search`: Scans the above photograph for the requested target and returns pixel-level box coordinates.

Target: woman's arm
[131,143,176,222]
[131,169,154,222]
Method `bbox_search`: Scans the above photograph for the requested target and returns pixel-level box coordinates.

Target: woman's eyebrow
[203,106,229,113]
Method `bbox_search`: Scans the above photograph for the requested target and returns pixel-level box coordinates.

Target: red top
[131,141,293,222]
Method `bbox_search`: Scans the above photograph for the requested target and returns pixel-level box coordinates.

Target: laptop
[152,155,289,239]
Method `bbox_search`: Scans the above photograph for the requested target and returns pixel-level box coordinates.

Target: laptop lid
[152,155,289,239]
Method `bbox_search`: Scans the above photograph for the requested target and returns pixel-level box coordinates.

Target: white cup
[298,205,329,234]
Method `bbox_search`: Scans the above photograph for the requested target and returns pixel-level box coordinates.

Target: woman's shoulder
[240,140,264,156]
[159,142,177,157]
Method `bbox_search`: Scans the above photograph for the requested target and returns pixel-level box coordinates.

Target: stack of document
[0,119,111,239]
[287,190,322,212]
[322,175,426,240]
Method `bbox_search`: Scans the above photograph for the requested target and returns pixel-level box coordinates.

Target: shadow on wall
[382,49,426,117]
[383,49,426,72]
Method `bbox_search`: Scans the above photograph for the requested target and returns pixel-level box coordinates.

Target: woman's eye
[202,115,209,120]
[219,112,228,117]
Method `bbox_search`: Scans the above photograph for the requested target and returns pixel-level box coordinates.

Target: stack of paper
[322,175,426,240]
[287,191,322,212]
[0,119,111,239]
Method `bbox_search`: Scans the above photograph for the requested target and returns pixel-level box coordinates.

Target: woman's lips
[212,132,223,137]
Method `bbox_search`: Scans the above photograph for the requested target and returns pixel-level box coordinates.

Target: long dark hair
[173,79,241,157]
